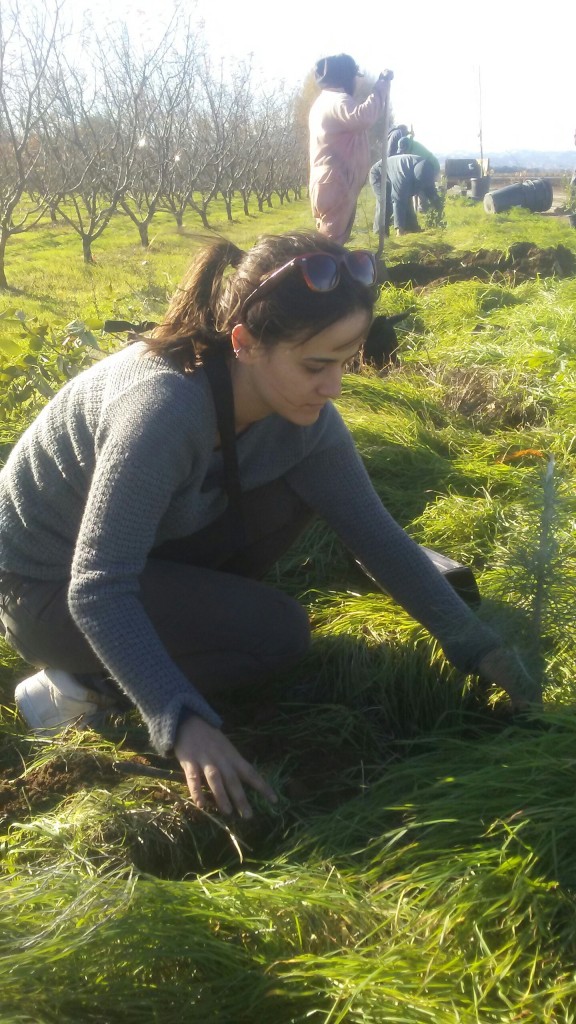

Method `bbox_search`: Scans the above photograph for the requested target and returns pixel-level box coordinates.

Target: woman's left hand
[476,647,542,710]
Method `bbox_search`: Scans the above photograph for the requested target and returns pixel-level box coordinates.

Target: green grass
[2,191,576,1023]
[0,195,315,322]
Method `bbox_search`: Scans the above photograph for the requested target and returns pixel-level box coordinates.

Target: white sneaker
[15,668,115,735]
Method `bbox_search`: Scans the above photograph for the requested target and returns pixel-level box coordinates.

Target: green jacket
[401,138,440,175]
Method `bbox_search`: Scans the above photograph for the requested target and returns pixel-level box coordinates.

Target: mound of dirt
[0,751,128,822]
[385,243,575,288]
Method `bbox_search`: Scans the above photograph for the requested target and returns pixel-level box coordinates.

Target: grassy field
[1,188,576,1023]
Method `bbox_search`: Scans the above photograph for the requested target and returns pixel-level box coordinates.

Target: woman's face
[231,309,371,428]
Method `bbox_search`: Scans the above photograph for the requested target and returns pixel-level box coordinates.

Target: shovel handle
[377,75,393,258]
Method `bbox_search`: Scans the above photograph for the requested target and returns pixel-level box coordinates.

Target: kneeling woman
[0,231,538,816]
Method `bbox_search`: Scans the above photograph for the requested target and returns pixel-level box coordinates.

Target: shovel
[376,71,393,277]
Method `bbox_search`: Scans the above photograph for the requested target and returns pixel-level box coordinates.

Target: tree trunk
[175,211,184,229]
[224,194,233,222]
[0,230,9,289]
[138,223,150,247]
[82,236,94,263]
[188,199,211,229]
[242,195,250,216]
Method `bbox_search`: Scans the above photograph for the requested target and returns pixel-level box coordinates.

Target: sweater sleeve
[68,379,222,755]
[331,82,387,131]
[286,429,501,673]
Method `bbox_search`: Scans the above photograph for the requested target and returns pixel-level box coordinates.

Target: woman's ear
[231,323,256,361]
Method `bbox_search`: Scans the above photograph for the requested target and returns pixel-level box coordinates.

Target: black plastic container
[469,175,491,200]
[484,178,553,214]
[420,547,481,608]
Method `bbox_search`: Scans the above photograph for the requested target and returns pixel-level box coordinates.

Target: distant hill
[439,151,575,172]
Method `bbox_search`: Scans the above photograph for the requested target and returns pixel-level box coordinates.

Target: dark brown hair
[314,54,360,96]
[145,231,376,371]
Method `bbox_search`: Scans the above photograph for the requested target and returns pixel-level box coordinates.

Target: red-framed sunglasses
[240,249,377,322]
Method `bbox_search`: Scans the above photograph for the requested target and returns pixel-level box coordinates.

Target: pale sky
[81,0,575,155]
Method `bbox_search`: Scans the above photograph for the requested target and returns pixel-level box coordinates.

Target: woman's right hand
[174,715,277,819]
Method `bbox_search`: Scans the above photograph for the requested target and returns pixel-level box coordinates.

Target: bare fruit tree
[214,61,261,223]
[0,2,61,288]
[38,32,139,264]
[117,23,205,247]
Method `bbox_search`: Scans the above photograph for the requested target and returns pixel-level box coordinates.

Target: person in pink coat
[309,54,391,244]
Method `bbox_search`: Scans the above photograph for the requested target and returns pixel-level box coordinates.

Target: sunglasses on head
[240,249,377,322]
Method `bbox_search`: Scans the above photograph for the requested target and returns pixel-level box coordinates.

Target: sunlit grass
[3,721,576,1023]
[0,196,315,322]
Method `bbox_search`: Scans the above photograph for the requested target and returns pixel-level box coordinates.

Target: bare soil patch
[385,242,575,289]
[0,750,133,822]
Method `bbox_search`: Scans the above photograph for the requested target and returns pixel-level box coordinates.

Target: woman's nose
[318,368,343,399]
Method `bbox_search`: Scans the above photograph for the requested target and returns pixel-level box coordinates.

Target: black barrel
[484,178,553,214]
[470,175,491,199]
[522,178,554,211]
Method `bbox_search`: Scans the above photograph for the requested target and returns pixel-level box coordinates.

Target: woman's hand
[174,715,277,818]
[476,647,543,710]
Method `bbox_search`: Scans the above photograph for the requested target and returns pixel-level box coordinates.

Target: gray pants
[0,480,313,704]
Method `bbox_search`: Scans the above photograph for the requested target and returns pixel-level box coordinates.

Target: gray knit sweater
[0,342,499,752]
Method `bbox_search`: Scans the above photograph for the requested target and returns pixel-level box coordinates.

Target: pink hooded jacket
[308,80,387,243]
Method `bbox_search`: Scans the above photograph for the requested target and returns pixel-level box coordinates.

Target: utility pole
[478,66,484,169]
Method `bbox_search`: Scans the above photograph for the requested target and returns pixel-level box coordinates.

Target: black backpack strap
[201,353,246,550]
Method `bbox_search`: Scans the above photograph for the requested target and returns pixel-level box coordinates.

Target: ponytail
[146,239,245,370]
